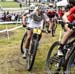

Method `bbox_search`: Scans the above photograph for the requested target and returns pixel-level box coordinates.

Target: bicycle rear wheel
[20,32,27,54]
[26,39,38,71]
[46,41,63,74]
[65,50,75,74]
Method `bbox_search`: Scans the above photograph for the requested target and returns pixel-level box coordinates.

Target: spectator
[6,11,11,21]
[11,13,15,21]
[2,11,6,21]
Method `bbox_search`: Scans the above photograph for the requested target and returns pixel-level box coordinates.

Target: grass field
[0,1,21,8]
[0,24,63,74]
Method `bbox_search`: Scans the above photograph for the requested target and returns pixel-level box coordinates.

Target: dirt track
[0,31,14,38]
[0,30,52,74]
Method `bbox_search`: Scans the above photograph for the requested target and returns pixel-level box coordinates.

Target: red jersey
[47,10,57,18]
[58,10,64,17]
[68,6,75,22]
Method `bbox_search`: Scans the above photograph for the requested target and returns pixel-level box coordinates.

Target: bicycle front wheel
[46,41,63,74]
[65,50,75,74]
[26,39,38,71]
[20,32,27,54]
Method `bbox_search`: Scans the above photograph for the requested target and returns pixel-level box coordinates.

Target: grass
[0,24,17,30]
[0,1,21,8]
[0,24,63,74]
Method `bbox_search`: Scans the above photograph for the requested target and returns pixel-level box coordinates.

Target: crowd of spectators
[0,11,21,22]
[0,3,65,23]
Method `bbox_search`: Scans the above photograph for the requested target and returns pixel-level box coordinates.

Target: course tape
[0,21,21,24]
[0,25,22,33]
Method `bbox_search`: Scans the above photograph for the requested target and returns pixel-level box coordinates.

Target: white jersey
[26,11,49,29]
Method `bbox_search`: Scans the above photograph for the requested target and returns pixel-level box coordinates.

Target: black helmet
[68,0,75,5]
[65,4,73,11]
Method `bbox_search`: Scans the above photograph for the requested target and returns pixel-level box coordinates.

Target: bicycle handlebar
[66,22,75,29]
[57,20,75,29]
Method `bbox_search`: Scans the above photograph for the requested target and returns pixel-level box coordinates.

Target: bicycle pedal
[22,54,27,59]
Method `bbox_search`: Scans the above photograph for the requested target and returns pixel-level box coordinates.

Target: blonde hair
[34,6,39,11]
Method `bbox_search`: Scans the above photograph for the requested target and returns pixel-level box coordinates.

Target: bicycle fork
[55,56,65,74]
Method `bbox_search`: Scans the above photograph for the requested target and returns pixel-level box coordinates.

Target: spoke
[48,57,60,65]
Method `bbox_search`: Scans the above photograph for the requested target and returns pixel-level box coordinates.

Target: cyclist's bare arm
[22,11,36,26]
[62,6,75,23]
[43,13,50,25]
[22,15,28,27]
[62,12,70,23]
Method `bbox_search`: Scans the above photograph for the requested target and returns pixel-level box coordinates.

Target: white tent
[56,0,68,6]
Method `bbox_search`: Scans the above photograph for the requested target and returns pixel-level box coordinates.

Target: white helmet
[29,4,35,11]
[34,6,45,12]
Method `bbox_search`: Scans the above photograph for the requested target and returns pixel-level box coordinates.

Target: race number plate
[33,28,41,34]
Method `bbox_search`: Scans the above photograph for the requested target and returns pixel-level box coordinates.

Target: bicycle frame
[25,27,42,71]
[46,34,75,74]
[58,38,75,73]
[32,28,42,40]
[28,28,42,56]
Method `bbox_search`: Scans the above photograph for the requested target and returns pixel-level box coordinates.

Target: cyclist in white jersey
[22,6,50,58]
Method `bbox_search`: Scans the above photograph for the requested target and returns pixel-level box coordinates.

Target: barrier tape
[0,25,22,33]
[0,21,21,24]
[0,29,7,33]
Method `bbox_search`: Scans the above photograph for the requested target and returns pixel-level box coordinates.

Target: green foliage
[0,1,20,8]
[0,24,17,30]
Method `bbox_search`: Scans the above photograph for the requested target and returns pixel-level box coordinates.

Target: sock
[23,48,27,54]
[59,44,64,49]
[59,44,65,54]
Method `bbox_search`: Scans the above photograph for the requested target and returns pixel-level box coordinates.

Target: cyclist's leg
[58,24,73,56]
[24,29,33,49]
[61,26,73,45]
[23,29,33,57]
[52,18,56,36]
[48,18,53,33]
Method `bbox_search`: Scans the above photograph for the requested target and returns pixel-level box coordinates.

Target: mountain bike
[64,38,75,74]
[46,23,75,74]
[21,27,42,71]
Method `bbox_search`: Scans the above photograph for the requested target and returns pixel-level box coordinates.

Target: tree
[19,3,22,8]
[47,0,50,2]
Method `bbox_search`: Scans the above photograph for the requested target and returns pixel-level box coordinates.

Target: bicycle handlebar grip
[23,25,26,27]
[66,22,73,29]
[23,22,29,28]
